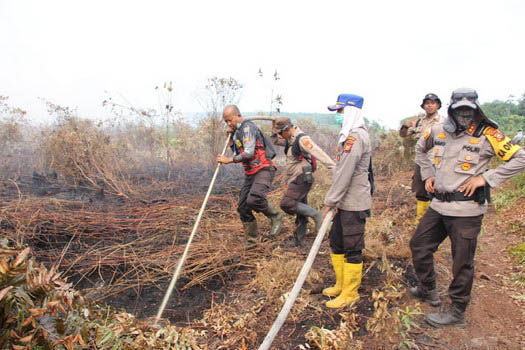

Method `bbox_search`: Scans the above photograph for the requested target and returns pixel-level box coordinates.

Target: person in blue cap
[321,94,373,308]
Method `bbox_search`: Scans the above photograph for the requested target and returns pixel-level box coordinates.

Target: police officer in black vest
[271,117,335,246]
[217,105,282,240]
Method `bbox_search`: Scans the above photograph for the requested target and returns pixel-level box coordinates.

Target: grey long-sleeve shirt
[416,122,525,216]
[324,127,372,211]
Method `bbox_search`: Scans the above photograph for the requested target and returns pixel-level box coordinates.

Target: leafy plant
[0,239,202,349]
[302,312,362,350]
[393,305,421,350]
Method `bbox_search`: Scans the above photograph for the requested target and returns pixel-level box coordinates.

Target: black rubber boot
[426,302,467,328]
[296,202,323,234]
[294,218,307,247]
[242,220,258,241]
[409,285,441,307]
[262,202,282,236]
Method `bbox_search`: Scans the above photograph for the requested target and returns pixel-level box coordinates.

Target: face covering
[454,108,476,130]
[335,113,344,126]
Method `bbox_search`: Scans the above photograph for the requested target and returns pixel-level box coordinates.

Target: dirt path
[401,198,525,349]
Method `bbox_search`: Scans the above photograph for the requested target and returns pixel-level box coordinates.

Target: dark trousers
[411,164,430,201]
[280,175,313,236]
[238,167,275,223]
[329,209,370,264]
[410,207,483,305]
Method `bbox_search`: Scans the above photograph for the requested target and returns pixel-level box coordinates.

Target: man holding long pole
[217,105,282,240]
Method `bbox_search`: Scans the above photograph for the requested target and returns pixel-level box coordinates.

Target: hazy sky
[1,0,524,128]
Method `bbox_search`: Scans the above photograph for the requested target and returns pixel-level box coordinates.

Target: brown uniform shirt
[272,126,335,184]
[416,123,525,217]
[324,127,372,211]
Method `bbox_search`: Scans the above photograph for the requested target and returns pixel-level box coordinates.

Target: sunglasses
[278,125,291,135]
[452,91,478,103]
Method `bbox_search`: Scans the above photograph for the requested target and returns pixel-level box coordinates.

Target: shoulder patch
[301,138,314,150]
[344,137,355,153]
[483,127,521,161]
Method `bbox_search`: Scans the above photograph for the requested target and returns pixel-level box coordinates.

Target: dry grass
[0,95,430,349]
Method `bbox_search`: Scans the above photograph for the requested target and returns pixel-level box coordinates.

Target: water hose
[258,209,335,350]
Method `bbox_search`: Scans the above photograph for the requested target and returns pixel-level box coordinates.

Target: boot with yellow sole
[322,254,345,297]
[326,262,362,308]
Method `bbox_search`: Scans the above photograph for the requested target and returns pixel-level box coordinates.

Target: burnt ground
[1,168,524,349]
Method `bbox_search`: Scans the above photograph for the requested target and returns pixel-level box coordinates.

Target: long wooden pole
[257,209,335,350]
[155,134,232,322]
[155,116,276,322]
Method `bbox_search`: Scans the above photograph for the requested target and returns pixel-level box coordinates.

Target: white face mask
[454,108,476,129]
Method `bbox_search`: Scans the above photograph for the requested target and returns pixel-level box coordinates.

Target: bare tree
[200,77,243,165]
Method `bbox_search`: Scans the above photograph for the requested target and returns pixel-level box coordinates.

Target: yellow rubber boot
[416,200,430,224]
[326,262,362,308]
[322,254,345,297]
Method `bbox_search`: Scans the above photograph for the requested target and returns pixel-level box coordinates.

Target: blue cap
[327,94,364,111]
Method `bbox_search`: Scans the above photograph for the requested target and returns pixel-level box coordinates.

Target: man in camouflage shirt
[400,93,443,223]
[410,88,525,328]
[271,116,335,247]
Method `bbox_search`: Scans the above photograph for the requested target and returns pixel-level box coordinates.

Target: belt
[432,191,476,202]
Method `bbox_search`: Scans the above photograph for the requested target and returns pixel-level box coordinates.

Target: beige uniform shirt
[400,113,443,162]
[416,123,525,217]
[272,127,335,184]
[324,127,372,211]
[400,113,443,139]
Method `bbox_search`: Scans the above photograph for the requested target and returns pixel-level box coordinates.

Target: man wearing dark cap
[217,105,282,240]
[271,116,335,247]
[410,87,525,327]
[321,94,373,308]
[400,93,443,223]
